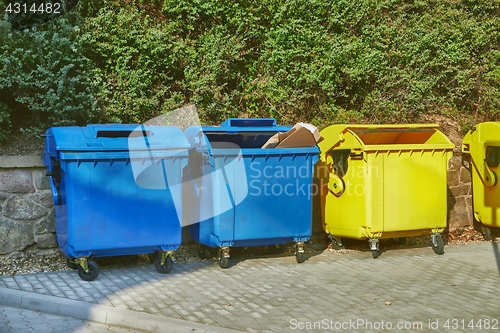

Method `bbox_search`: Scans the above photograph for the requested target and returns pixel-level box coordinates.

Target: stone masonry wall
[447,150,473,229]
[0,156,56,257]
[0,151,475,257]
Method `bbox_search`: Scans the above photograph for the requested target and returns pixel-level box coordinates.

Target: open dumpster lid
[319,124,455,152]
[45,124,190,154]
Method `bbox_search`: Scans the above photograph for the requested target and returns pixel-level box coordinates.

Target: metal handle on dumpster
[49,178,61,205]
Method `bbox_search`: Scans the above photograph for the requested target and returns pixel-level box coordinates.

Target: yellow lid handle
[482,161,498,186]
[328,173,345,197]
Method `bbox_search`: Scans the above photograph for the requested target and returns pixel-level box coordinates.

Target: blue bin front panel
[56,155,184,258]
[191,148,319,248]
[235,150,317,245]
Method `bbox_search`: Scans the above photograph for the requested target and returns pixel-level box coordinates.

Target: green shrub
[81,4,189,123]
[1,0,500,137]
[0,2,98,137]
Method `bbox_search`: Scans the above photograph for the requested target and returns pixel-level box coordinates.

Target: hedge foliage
[0,0,97,141]
[1,0,500,142]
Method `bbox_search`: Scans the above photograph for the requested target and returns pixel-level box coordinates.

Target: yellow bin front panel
[319,124,453,240]
[322,153,373,239]
[462,122,500,228]
[380,150,449,233]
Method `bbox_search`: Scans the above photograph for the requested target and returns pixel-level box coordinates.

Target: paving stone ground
[1,241,500,333]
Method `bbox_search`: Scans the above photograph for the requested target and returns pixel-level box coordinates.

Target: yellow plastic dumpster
[316,124,454,258]
[462,122,500,241]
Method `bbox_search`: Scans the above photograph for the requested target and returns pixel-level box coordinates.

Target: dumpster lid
[202,118,291,133]
[220,118,277,127]
[319,124,455,152]
[46,124,190,152]
[183,118,293,150]
[463,122,500,147]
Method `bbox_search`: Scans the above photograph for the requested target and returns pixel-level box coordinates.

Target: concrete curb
[0,287,243,333]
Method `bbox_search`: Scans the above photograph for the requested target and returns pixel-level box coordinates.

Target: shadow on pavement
[44,243,324,332]
[492,241,500,276]
[200,241,326,268]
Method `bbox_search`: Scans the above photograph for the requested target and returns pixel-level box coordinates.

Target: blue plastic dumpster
[43,124,189,281]
[183,118,320,268]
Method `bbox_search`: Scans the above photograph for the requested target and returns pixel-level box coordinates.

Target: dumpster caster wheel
[269,244,286,254]
[329,236,343,250]
[155,254,174,274]
[431,233,444,255]
[296,251,305,263]
[66,258,78,270]
[368,238,380,259]
[295,242,305,263]
[217,248,230,269]
[77,260,99,281]
[484,227,492,241]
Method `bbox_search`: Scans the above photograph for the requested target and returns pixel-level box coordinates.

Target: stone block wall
[0,156,56,257]
[447,151,473,229]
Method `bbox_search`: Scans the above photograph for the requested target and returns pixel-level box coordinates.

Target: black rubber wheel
[330,237,342,250]
[371,250,380,259]
[432,235,445,255]
[155,254,174,274]
[217,248,229,269]
[295,248,306,263]
[268,244,286,254]
[66,258,78,270]
[484,227,492,241]
[77,260,99,281]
